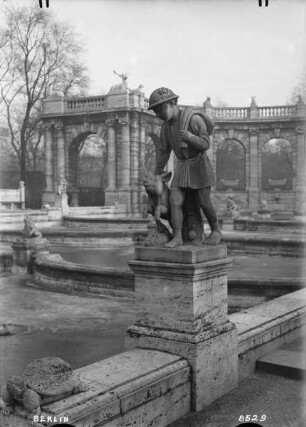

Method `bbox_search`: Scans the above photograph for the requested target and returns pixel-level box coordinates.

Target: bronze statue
[148,87,222,248]
[142,171,204,246]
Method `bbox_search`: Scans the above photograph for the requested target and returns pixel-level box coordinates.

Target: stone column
[139,121,146,181]
[42,124,55,206]
[130,118,139,214]
[249,127,259,211]
[127,245,238,411]
[107,121,116,190]
[294,127,306,214]
[137,120,147,213]
[104,120,117,207]
[45,125,54,191]
[56,123,66,180]
[120,119,130,189]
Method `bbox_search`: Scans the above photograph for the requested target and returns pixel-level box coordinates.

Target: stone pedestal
[105,189,131,214]
[42,190,55,207]
[54,194,69,214]
[12,237,50,272]
[126,245,238,411]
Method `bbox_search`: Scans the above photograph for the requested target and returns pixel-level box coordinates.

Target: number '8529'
[239,414,267,422]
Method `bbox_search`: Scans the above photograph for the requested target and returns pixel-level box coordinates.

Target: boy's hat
[148,87,179,110]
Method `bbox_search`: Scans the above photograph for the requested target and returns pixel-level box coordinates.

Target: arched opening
[216,139,246,190]
[261,138,293,190]
[68,132,106,206]
[144,133,158,176]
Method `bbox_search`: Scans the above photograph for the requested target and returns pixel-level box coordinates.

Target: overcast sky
[11,0,306,106]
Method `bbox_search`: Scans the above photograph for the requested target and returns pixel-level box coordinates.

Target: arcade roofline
[40,91,306,122]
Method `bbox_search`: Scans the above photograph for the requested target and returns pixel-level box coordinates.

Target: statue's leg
[23,389,41,426]
[198,187,222,245]
[164,187,185,248]
[183,191,203,245]
[0,385,14,415]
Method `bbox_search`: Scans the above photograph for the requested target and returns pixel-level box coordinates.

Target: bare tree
[288,73,306,104]
[0,1,89,179]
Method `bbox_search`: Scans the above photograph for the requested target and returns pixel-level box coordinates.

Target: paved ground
[168,372,305,427]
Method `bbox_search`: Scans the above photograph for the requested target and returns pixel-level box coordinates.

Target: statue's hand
[154,205,161,220]
[178,130,193,143]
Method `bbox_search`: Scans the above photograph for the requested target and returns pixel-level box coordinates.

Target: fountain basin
[233,217,306,234]
[33,251,305,314]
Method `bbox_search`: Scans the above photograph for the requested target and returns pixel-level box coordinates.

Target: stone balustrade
[258,105,297,118]
[212,104,300,120]
[0,181,25,209]
[42,92,304,121]
[214,107,249,119]
[65,95,107,113]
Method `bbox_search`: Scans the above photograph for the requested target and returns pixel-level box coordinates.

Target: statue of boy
[56,175,67,196]
[148,87,222,248]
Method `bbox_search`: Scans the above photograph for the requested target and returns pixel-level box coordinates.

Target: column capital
[54,121,65,131]
[249,126,259,135]
[42,122,54,131]
[296,127,305,135]
[105,118,116,128]
[130,118,139,129]
[81,120,91,133]
[117,118,129,127]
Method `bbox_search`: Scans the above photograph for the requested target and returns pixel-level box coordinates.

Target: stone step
[256,334,306,380]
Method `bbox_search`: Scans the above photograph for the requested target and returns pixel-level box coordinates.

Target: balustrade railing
[258,105,296,118]
[65,95,107,112]
[213,107,249,119]
[212,104,298,120]
[57,93,302,120]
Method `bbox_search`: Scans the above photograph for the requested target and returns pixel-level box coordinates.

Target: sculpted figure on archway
[146,87,222,248]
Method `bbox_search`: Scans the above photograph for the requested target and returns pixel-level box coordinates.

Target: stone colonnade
[41,113,152,213]
[104,115,147,213]
[40,91,306,215]
[212,124,306,215]
[42,122,66,206]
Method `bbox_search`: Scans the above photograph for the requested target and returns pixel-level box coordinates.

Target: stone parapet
[1,350,190,427]
[232,288,306,380]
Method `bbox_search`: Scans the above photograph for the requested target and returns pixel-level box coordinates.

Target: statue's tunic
[155,108,215,189]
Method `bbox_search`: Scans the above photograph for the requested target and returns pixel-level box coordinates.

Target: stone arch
[68,131,106,206]
[261,138,293,190]
[216,138,246,191]
[144,132,159,176]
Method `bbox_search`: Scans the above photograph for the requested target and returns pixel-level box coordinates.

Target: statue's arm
[154,127,171,175]
[182,115,210,152]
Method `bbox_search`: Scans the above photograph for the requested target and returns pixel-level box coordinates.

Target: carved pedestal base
[54,194,69,213]
[126,245,238,411]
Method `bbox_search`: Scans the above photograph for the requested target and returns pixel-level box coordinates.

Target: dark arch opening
[68,132,106,206]
[144,132,159,176]
[261,138,293,190]
[216,139,246,190]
